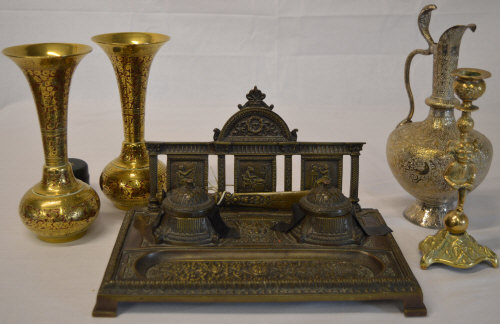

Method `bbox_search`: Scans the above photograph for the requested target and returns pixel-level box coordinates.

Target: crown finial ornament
[419,68,498,269]
[238,86,274,110]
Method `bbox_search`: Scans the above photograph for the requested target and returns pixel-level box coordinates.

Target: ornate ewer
[92,32,168,210]
[420,68,497,269]
[3,43,100,242]
[386,5,492,228]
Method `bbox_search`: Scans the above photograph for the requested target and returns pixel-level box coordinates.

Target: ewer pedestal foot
[404,199,454,229]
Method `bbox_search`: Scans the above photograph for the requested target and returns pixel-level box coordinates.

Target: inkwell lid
[162,179,214,216]
[299,178,352,216]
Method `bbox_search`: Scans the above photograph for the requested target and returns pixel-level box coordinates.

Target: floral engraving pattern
[387,109,492,204]
[420,229,498,269]
[230,116,281,137]
[145,259,376,282]
[109,54,153,143]
[223,193,272,207]
[24,59,77,166]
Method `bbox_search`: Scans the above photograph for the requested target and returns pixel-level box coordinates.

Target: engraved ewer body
[386,5,492,228]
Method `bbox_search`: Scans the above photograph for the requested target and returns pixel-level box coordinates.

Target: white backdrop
[1,0,500,323]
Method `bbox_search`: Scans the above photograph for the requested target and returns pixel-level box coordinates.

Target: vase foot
[112,202,145,211]
[37,230,87,243]
[403,199,454,229]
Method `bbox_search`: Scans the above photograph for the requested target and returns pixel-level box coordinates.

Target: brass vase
[3,43,100,242]
[92,32,168,210]
[386,5,492,228]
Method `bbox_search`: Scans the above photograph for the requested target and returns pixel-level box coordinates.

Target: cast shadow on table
[116,300,405,317]
[466,192,500,230]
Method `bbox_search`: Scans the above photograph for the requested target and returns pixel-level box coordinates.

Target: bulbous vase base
[100,158,166,211]
[20,180,100,242]
[403,199,455,229]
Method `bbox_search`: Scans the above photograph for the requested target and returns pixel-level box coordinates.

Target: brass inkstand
[93,87,426,317]
[420,68,498,269]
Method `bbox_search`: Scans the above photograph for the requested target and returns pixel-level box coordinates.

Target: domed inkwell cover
[296,178,364,245]
[155,180,218,244]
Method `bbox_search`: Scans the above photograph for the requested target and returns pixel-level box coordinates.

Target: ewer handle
[398,4,436,126]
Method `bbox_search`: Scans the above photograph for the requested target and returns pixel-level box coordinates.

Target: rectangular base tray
[93,207,426,317]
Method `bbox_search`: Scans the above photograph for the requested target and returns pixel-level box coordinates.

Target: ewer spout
[426,24,476,109]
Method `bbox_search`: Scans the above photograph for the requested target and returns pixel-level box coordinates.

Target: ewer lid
[299,179,352,216]
[162,180,215,216]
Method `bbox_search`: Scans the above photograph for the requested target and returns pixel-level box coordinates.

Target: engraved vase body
[92,33,168,210]
[3,43,100,242]
[386,5,492,228]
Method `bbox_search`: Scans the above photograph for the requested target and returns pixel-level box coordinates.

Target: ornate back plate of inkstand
[93,87,426,317]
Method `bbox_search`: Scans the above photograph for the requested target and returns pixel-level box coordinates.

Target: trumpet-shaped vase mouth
[91,32,170,46]
[2,43,92,59]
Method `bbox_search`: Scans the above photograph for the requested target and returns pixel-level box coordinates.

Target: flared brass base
[404,199,454,229]
[419,229,498,269]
